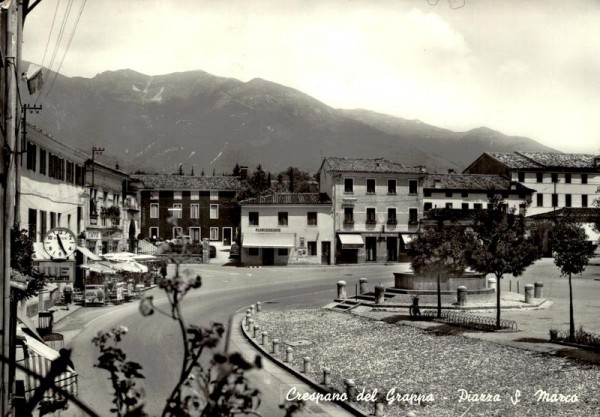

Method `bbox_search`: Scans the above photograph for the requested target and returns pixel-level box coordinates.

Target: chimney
[239,166,248,180]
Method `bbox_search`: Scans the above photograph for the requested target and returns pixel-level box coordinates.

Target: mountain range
[23,66,557,175]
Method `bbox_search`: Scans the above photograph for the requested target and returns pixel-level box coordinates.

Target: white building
[240,193,334,266]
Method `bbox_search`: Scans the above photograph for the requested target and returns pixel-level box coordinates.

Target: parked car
[84,285,106,306]
[171,235,192,246]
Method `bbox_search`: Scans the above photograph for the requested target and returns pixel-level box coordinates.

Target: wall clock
[43,227,77,259]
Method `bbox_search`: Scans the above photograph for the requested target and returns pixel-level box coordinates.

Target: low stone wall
[394,272,488,292]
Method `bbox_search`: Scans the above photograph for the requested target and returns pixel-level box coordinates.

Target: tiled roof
[241,193,332,205]
[130,174,242,190]
[488,152,600,170]
[322,157,426,174]
[424,174,533,193]
[528,207,600,221]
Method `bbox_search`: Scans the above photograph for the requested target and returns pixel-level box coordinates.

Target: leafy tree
[467,196,539,328]
[232,163,241,177]
[278,167,318,193]
[410,223,476,317]
[550,216,595,340]
[593,187,600,235]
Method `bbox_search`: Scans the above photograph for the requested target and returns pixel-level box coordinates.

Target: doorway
[262,248,275,265]
[365,237,377,261]
[321,241,331,265]
[387,237,398,262]
[223,227,232,245]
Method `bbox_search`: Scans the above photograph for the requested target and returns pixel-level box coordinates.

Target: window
[518,172,525,182]
[307,212,317,226]
[39,148,47,175]
[445,203,453,209]
[424,202,433,211]
[210,191,219,201]
[388,180,396,194]
[249,212,259,226]
[462,203,469,210]
[445,191,453,198]
[474,203,482,210]
[307,241,317,256]
[26,142,37,171]
[172,203,182,218]
[150,203,159,218]
[278,212,288,226]
[189,227,201,242]
[536,172,543,183]
[551,173,558,183]
[565,194,572,207]
[537,194,544,207]
[461,191,469,198]
[150,191,159,200]
[40,211,47,237]
[409,180,418,195]
[582,195,588,207]
[581,174,588,184]
[190,204,199,219]
[565,173,571,184]
[552,193,558,207]
[423,189,432,197]
[174,191,182,200]
[191,191,200,200]
[367,179,376,194]
[366,208,376,224]
[210,204,219,219]
[28,209,37,240]
[210,227,219,240]
[387,208,397,224]
[344,178,353,193]
[409,208,418,224]
[66,161,74,183]
[344,207,354,224]
[50,212,56,229]
[249,247,259,256]
[278,248,288,256]
[173,227,183,239]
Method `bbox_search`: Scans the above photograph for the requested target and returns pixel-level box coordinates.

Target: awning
[401,234,416,246]
[583,223,600,242]
[243,233,295,248]
[339,234,364,249]
[108,261,148,273]
[77,246,101,261]
[103,252,157,261]
[15,331,78,401]
[79,262,117,274]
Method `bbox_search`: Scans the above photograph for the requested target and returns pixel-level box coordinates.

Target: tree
[232,163,241,177]
[550,216,595,340]
[467,196,539,328]
[410,223,475,317]
[593,186,600,235]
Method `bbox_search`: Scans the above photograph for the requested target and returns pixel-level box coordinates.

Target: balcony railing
[365,219,377,225]
[343,219,354,226]
[387,218,398,225]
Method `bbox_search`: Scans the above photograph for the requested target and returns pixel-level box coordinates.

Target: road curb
[239,312,370,417]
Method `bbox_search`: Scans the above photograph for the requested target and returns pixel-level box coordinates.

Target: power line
[40,0,61,68]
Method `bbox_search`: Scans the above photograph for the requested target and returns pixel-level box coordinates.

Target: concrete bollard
[534,282,544,298]
[256,301,262,312]
[345,379,357,401]
[322,367,331,386]
[375,284,385,304]
[359,277,368,294]
[272,339,280,354]
[374,402,385,417]
[525,284,534,304]
[488,277,496,291]
[247,318,254,333]
[303,357,312,373]
[253,324,261,338]
[457,286,467,307]
[285,347,294,363]
[261,331,268,346]
[337,280,347,300]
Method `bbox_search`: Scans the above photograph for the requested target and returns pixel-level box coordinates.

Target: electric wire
[40,0,61,69]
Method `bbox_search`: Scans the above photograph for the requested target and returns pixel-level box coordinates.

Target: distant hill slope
[23,66,557,175]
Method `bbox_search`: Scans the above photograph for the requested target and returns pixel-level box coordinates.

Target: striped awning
[15,332,78,401]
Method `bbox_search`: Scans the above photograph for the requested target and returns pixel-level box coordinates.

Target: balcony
[387,218,398,226]
[343,219,354,227]
[365,219,377,226]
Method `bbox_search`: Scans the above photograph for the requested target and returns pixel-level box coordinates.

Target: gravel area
[253,309,600,417]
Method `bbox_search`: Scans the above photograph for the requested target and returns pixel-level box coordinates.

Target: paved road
[55,264,398,416]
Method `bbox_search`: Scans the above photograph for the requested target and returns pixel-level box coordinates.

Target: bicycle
[409,295,421,318]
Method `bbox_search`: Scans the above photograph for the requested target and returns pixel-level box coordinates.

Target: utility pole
[1,0,22,415]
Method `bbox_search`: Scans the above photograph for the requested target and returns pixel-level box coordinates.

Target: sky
[22,0,600,154]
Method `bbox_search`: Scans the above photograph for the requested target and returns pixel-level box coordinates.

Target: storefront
[241,232,295,266]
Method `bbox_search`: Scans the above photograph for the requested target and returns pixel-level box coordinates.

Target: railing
[421,310,518,331]
[386,219,397,225]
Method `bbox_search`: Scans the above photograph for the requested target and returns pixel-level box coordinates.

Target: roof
[320,157,426,174]
[528,207,600,221]
[241,193,331,205]
[424,174,534,193]
[487,152,600,170]
[130,174,242,190]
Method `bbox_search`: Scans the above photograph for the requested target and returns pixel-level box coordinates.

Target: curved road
[56,264,400,416]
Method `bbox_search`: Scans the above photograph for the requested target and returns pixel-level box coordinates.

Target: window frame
[307,211,317,226]
[387,179,396,194]
[278,211,289,226]
[190,204,200,219]
[210,204,219,219]
[307,241,317,256]
[344,178,354,193]
[249,211,259,226]
[150,203,159,218]
[366,178,376,194]
[409,180,418,195]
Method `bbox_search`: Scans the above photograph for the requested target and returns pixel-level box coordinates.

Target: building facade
[131,175,242,244]
[318,157,427,264]
[464,152,600,217]
[240,193,334,266]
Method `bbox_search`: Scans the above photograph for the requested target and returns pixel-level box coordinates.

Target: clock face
[43,227,77,259]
